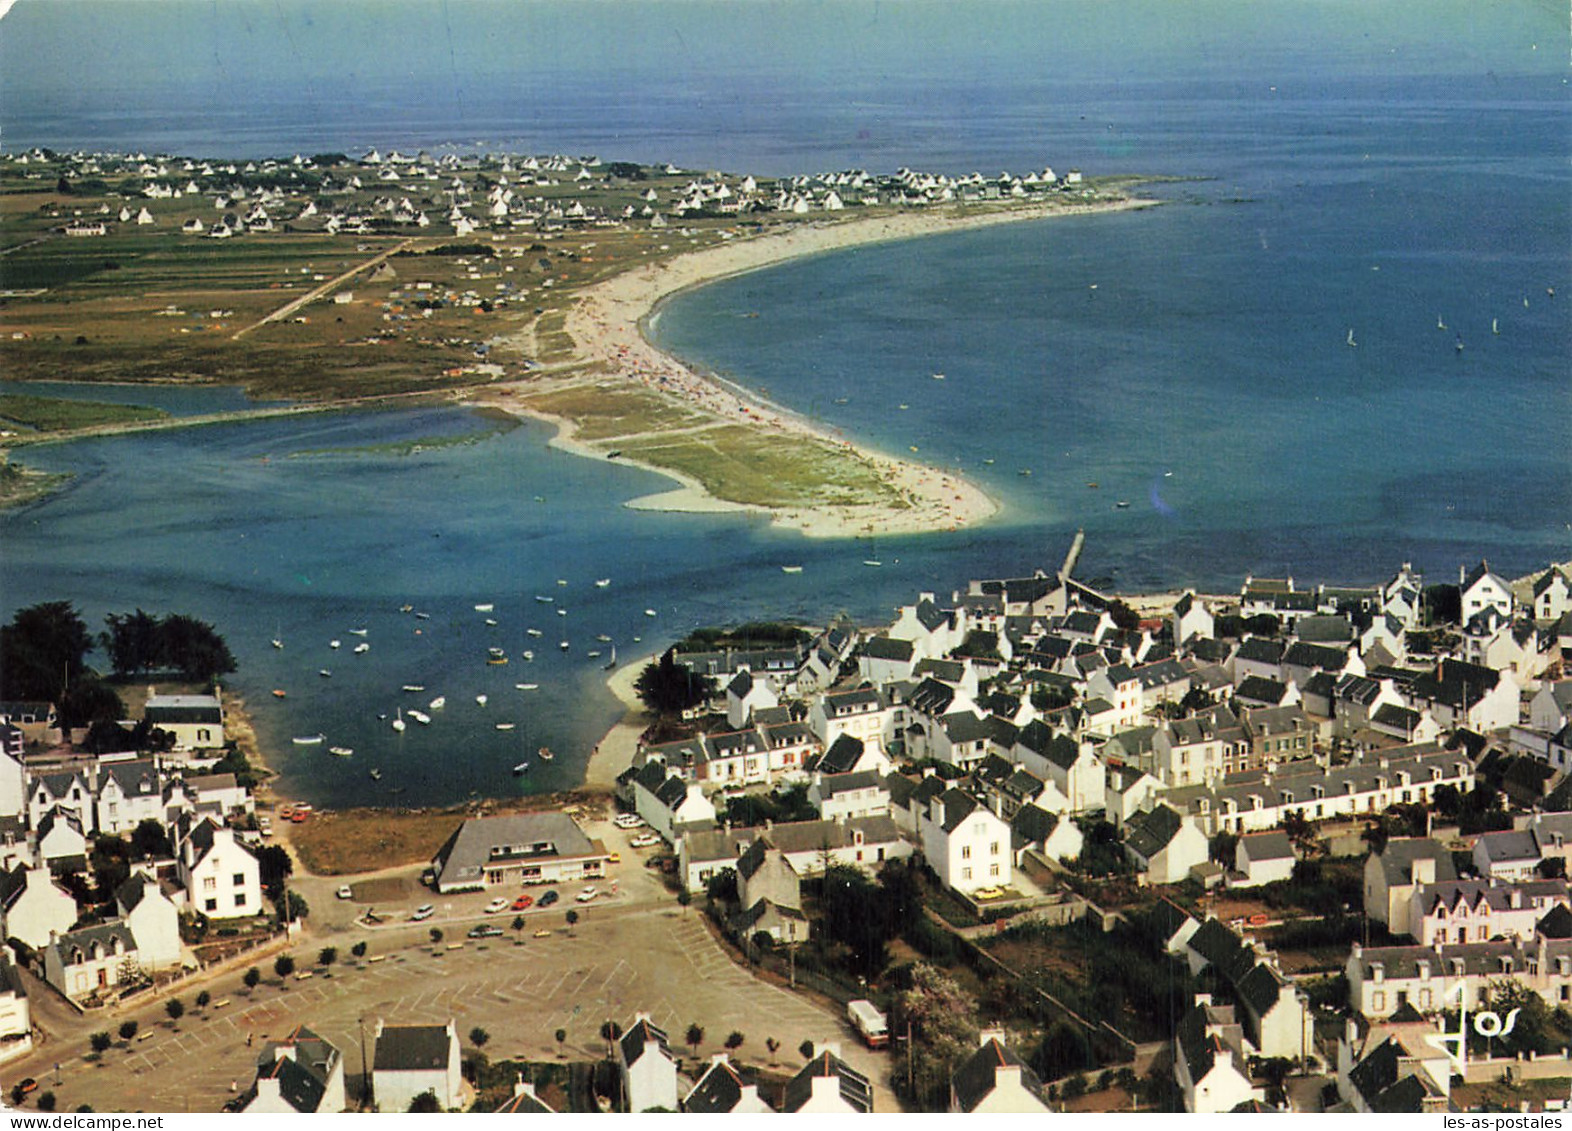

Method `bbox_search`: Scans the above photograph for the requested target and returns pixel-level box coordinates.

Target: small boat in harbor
[487,648,508,665]
[391,710,405,733]
[476,694,488,706]
[512,762,530,775]
[354,642,370,654]
[407,709,431,725]
[537,746,555,762]
[329,746,353,757]
[272,689,287,698]
[349,628,368,636]
[429,696,446,710]
[557,608,568,616]
[329,639,341,649]
[932,372,945,380]
[292,734,325,745]
[559,641,570,651]
[535,595,554,604]
[521,650,534,661]
[595,578,611,587]
[484,618,499,626]
[1346,328,1357,347]
[369,768,382,780]
[414,612,430,620]
[495,722,516,731]
[587,650,601,659]
[271,638,284,650]
[526,628,543,637]
[595,634,613,643]
[1114,501,1131,510]
[863,560,883,567]
[645,609,657,617]
[319,669,333,678]
[1493,318,1500,334]
[557,579,568,587]
[475,603,494,612]
[782,565,803,574]
[604,645,618,671]
[399,604,413,613]
[516,683,539,691]
[403,684,426,693]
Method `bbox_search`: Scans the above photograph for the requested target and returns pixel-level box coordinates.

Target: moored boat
[407,709,431,725]
[429,696,446,710]
[537,746,555,762]
[292,734,325,745]
[329,746,353,757]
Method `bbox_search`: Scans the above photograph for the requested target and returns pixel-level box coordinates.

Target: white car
[411,904,435,921]
[575,886,598,902]
[630,832,661,848]
[484,896,510,914]
[336,885,353,900]
[613,813,644,829]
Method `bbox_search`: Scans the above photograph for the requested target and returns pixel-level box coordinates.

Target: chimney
[1411,857,1436,885]
[1512,889,1524,909]
[978,1026,1006,1048]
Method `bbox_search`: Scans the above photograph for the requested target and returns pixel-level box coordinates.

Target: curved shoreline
[480,195,1159,539]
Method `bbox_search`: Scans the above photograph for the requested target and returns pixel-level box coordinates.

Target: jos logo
[1421,979,1520,1074]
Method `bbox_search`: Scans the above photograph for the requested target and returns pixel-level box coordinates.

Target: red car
[511,894,534,911]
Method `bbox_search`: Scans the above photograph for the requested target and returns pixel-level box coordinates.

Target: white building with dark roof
[949,1028,1050,1112]
[781,1045,872,1113]
[618,1013,678,1113]
[917,788,1011,894]
[0,863,76,949]
[143,693,225,752]
[242,1025,347,1114]
[42,920,139,1003]
[684,1053,772,1113]
[429,812,609,893]
[0,957,31,1064]
[373,1019,461,1112]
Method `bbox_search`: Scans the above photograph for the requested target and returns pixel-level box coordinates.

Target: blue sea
[0,1,1567,807]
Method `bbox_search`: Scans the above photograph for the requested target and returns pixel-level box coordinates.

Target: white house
[1233,831,1298,889]
[37,807,88,872]
[684,1053,773,1113]
[949,1029,1050,1112]
[43,920,139,1003]
[95,758,167,836]
[176,816,262,919]
[243,1026,347,1114]
[1172,591,1216,646]
[618,1014,679,1113]
[918,788,1012,894]
[143,693,225,752]
[0,864,77,949]
[0,958,31,1064]
[1363,838,1458,938]
[116,868,183,967]
[631,763,717,844]
[781,1046,872,1113]
[1124,804,1208,885]
[809,688,893,755]
[1173,997,1262,1114]
[373,1019,462,1112]
[725,669,779,729]
[1460,560,1515,620]
[808,771,890,821]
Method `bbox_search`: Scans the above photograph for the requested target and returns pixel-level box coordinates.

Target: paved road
[3,900,897,1114]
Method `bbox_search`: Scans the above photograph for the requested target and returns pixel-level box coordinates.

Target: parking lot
[3,814,900,1113]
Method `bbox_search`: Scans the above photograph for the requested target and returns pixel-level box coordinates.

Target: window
[233,872,245,886]
[202,877,217,892]
[961,845,972,860]
[204,898,218,912]
[961,867,972,880]
[234,893,246,908]
[989,864,1000,877]
[1372,991,1386,1012]
[1420,989,1432,1009]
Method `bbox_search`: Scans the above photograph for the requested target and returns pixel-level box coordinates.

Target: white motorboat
[329,746,353,757]
[329,639,341,649]
[407,709,431,725]
[516,683,539,691]
[429,696,446,710]
[349,627,369,636]
[644,608,657,617]
[521,650,534,661]
[526,628,543,637]
[402,684,425,692]
[475,603,494,612]
[595,578,611,587]
[292,734,325,745]
[319,669,333,678]
[354,642,370,654]
[535,595,553,603]
[512,762,529,775]
[495,722,516,731]
[476,694,488,706]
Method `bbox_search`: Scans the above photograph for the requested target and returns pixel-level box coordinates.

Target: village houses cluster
[571,551,1569,1113]
[9,146,1091,243]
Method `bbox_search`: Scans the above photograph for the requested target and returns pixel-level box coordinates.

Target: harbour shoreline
[480,194,1159,539]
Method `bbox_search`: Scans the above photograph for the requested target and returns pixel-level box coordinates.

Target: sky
[1,0,1562,109]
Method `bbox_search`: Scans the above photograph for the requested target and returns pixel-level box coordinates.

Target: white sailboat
[1492,318,1500,334]
[1346,328,1356,347]
[391,709,405,733]
[476,694,488,706]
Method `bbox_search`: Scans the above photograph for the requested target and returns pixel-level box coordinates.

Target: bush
[243,966,261,989]
[165,998,185,1022]
[469,1027,490,1048]
[90,1031,112,1054]
[118,1020,138,1041]
[1062,1073,1088,1101]
[274,955,295,978]
[37,1092,56,1112]
[195,990,210,1008]
[318,946,337,967]
[351,941,367,958]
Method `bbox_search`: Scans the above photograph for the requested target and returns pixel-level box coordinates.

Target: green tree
[130,818,171,859]
[686,1023,704,1056]
[469,1027,490,1048]
[0,601,94,704]
[90,1031,112,1054]
[195,990,211,1008]
[157,614,236,683]
[565,909,579,935]
[892,964,979,1110]
[511,915,525,937]
[101,609,162,675]
[90,835,132,901]
[256,844,293,899]
[243,966,261,990]
[408,1091,441,1113]
[164,998,184,1023]
[765,1036,780,1064]
[798,1039,814,1061]
[724,1031,744,1051]
[118,1020,138,1041]
[317,947,337,967]
[820,864,891,979]
[351,941,367,958]
[36,1092,56,1113]
[555,1028,567,1057]
[633,648,716,715]
[274,955,295,978]
[429,928,443,945]
[706,867,738,905]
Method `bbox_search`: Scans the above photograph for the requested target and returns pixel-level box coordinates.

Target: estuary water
[0,2,1567,806]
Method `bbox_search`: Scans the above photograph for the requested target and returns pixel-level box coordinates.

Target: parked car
[484,896,510,914]
[533,928,552,938]
[411,904,435,921]
[467,924,504,939]
[511,894,534,911]
[606,852,621,864]
[576,886,598,902]
[630,832,661,848]
[537,889,559,908]
[336,885,354,900]
[613,813,643,829]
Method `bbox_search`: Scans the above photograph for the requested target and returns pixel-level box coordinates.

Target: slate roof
[254,1026,340,1113]
[782,1051,872,1113]
[1236,962,1289,1017]
[1125,804,1185,861]
[935,788,986,834]
[950,1037,1048,1112]
[431,812,603,888]
[816,734,865,775]
[1476,829,1541,866]
[864,636,915,662]
[1010,803,1060,848]
[1537,903,1572,939]
[1235,637,1286,665]
[1282,641,1349,670]
[1238,831,1295,863]
[375,1024,453,1073]
[1235,676,1291,705]
[1375,838,1458,887]
[1347,1036,1437,1113]
[684,1057,750,1113]
[1294,615,1355,643]
[908,678,957,717]
[619,1017,671,1068]
[0,865,29,912]
[495,1085,555,1114]
[816,769,884,798]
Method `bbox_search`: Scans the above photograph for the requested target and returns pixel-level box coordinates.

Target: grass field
[0,392,168,431]
[520,381,710,439]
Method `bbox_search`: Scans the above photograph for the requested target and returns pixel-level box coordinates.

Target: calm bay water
[0,3,1566,806]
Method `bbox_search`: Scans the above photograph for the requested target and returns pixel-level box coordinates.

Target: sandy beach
[481,195,1157,539]
[582,651,656,790]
